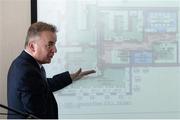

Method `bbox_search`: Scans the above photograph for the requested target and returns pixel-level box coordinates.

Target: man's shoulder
[12,51,39,69]
[8,51,40,78]
[8,51,45,92]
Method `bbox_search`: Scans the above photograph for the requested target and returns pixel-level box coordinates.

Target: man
[7,22,95,119]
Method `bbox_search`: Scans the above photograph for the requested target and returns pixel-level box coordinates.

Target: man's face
[34,31,57,64]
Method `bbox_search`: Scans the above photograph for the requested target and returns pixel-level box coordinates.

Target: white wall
[0,0,2,105]
[0,0,30,118]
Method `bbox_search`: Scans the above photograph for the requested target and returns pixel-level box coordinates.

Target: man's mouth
[49,55,54,59]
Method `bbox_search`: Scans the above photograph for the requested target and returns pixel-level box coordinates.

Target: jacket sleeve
[47,71,72,92]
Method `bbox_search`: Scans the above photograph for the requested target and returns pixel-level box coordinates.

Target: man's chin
[43,60,51,64]
[47,60,51,63]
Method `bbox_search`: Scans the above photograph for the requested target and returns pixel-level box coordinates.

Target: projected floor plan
[39,0,180,119]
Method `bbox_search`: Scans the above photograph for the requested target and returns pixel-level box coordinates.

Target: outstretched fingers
[80,70,96,76]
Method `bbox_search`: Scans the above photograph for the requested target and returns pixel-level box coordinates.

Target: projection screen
[35,0,180,119]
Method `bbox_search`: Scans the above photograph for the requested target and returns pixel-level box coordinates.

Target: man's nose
[52,46,57,53]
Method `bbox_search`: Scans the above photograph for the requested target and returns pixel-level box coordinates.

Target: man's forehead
[40,31,57,42]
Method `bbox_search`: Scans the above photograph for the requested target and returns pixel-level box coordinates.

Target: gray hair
[25,22,57,47]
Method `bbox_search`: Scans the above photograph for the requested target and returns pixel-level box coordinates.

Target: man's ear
[28,40,36,52]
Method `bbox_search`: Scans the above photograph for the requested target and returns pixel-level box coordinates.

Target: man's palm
[70,68,96,81]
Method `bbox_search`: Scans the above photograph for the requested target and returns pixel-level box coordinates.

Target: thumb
[75,68,81,76]
[72,68,82,80]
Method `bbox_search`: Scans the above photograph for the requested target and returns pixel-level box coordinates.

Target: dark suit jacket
[7,51,72,119]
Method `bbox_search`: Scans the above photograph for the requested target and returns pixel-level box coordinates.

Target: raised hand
[70,68,96,81]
